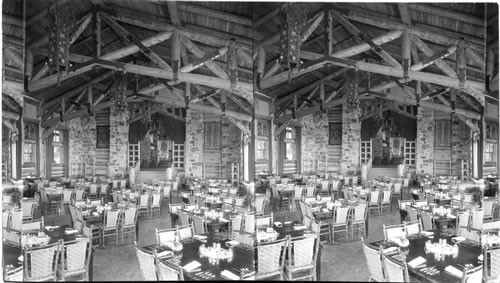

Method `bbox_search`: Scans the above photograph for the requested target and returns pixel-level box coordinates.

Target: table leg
[89,247,94,280]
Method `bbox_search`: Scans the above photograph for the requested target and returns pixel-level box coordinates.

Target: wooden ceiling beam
[410,34,457,77]
[167,1,182,26]
[254,6,281,28]
[331,10,401,68]
[95,59,253,101]
[389,106,417,120]
[340,6,484,51]
[110,10,252,52]
[26,0,66,27]
[189,89,220,103]
[41,71,114,109]
[275,68,346,105]
[179,35,229,79]
[4,48,23,67]
[397,3,412,25]
[274,97,347,124]
[99,12,172,70]
[435,94,480,133]
[226,94,253,114]
[2,14,23,27]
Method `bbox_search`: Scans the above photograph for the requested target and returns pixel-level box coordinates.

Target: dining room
[2,1,500,282]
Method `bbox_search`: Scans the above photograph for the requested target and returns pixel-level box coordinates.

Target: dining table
[369,233,482,283]
[2,225,94,281]
[141,234,254,280]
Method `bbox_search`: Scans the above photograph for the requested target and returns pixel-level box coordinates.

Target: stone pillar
[109,107,129,178]
[68,116,96,177]
[416,107,434,174]
[341,103,361,174]
[185,109,204,177]
[300,111,329,174]
[221,118,241,175]
[451,117,472,176]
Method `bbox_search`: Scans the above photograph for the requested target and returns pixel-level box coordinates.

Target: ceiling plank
[274,97,347,124]
[177,2,252,27]
[397,3,412,25]
[407,4,484,27]
[167,1,182,26]
[254,6,281,28]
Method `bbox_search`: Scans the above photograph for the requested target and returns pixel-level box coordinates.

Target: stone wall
[108,107,129,177]
[185,109,204,177]
[416,107,435,174]
[300,111,329,173]
[341,103,361,174]
[67,116,96,176]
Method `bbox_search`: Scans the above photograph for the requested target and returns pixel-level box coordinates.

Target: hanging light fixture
[279,3,306,83]
[345,69,360,110]
[112,72,128,113]
[47,0,73,84]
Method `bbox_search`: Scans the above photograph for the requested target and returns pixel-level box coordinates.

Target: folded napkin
[220,270,240,280]
[293,225,307,230]
[383,247,398,254]
[64,229,79,235]
[421,231,434,237]
[226,240,239,247]
[478,254,483,261]
[444,265,463,278]
[452,236,466,243]
[17,255,23,263]
[408,256,426,268]
[194,235,207,240]
[183,261,201,272]
[219,218,229,223]
[448,215,457,219]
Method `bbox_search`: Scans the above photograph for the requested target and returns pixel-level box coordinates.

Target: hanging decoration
[112,72,128,113]
[227,41,238,90]
[345,69,360,110]
[48,0,72,85]
[373,101,385,124]
[279,3,306,83]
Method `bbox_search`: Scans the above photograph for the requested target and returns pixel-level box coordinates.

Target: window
[435,120,451,147]
[52,130,64,164]
[485,143,496,163]
[486,122,498,140]
[284,127,296,161]
[256,119,270,162]
[24,123,37,140]
[23,143,35,164]
[204,122,221,149]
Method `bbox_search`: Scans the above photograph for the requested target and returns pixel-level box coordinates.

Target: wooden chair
[283,230,320,281]
[242,213,255,235]
[351,203,368,240]
[393,182,402,201]
[254,194,268,215]
[74,189,85,202]
[380,189,393,214]
[156,227,177,246]
[23,240,61,281]
[58,238,91,281]
[255,213,273,229]
[420,211,434,231]
[137,194,150,218]
[404,220,422,237]
[305,185,316,198]
[120,179,127,189]
[331,206,349,243]
[176,224,195,241]
[460,265,483,283]
[101,209,121,247]
[368,190,381,216]
[331,180,340,199]
[407,207,419,222]
[234,196,245,207]
[255,238,287,280]
[483,245,500,283]
[134,241,157,281]
[62,189,74,213]
[22,198,37,220]
[361,237,385,282]
[178,211,190,226]
[121,207,138,244]
[192,215,206,235]
[169,203,183,227]
[381,253,409,282]
[155,255,184,280]
[320,180,330,197]
[229,214,243,236]
[150,193,162,218]
[87,184,99,200]
[483,198,495,220]
[383,223,406,241]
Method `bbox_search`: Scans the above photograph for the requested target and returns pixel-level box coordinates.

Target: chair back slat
[230,214,243,234]
[383,255,408,282]
[135,244,157,281]
[257,239,286,276]
[362,241,384,282]
[352,203,367,222]
[25,242,60,281]
[243,213,255,234]
[123,208,137,226]
[62,239,89,276]
[177,224,194,240]
[192,215,206,235]
[156,258,182,280]
[156,228,176,245]
[291,236,315,267]
[104,210,120,228]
